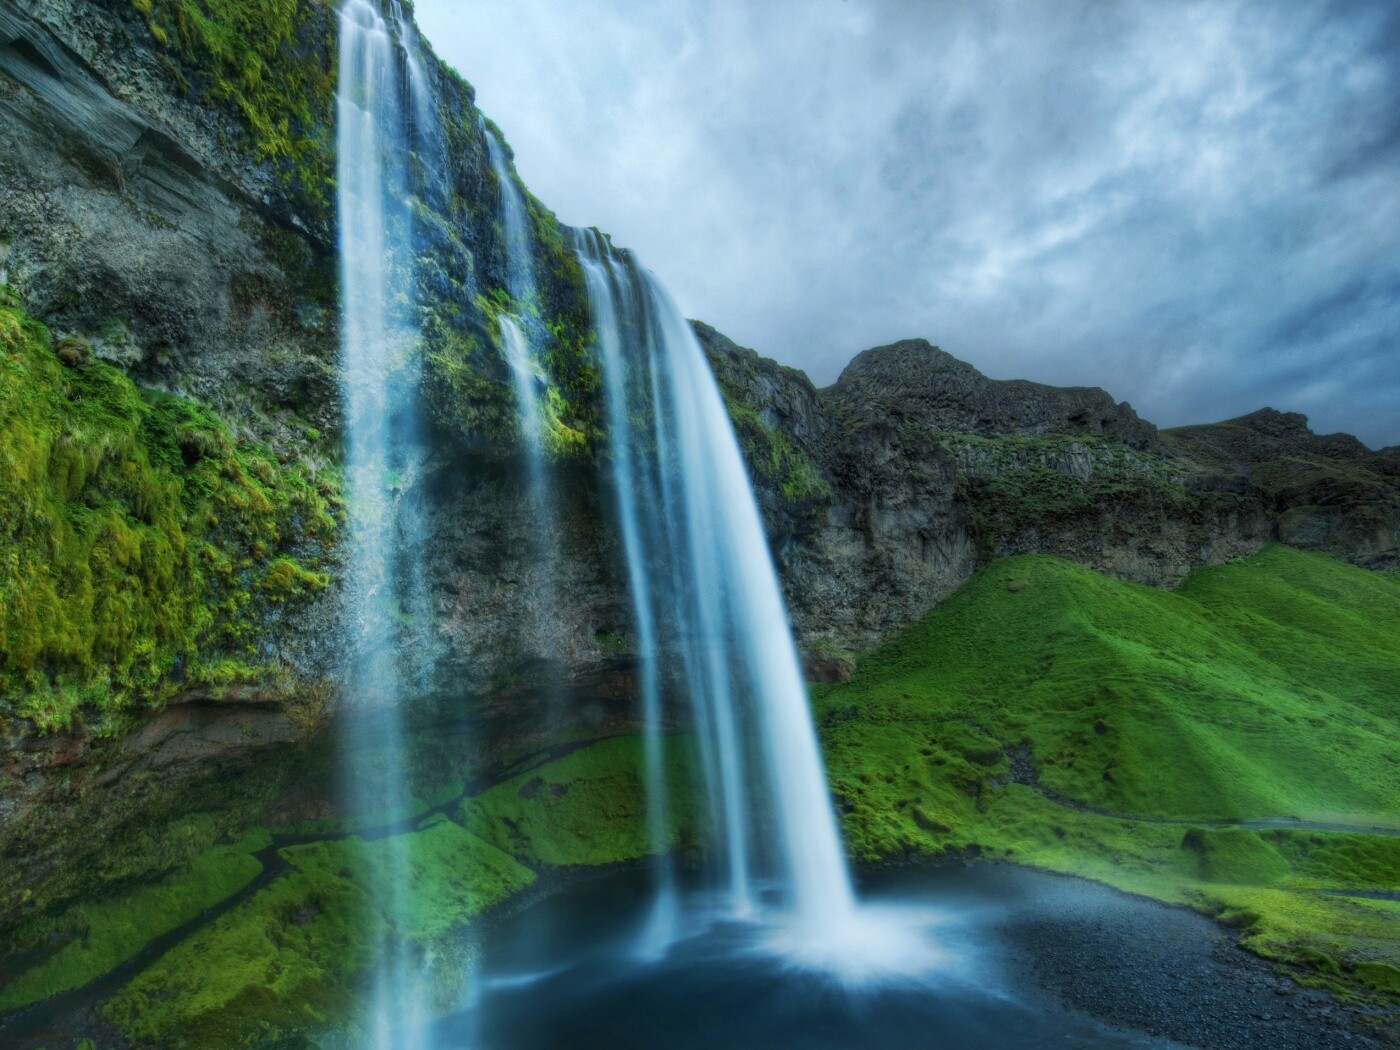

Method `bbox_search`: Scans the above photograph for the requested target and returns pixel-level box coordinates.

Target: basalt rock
[1164,409,1400,571]
[698,329,1395,656]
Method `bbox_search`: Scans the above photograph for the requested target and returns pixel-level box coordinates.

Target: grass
[458,735,697,869]
[135,0,338,215]
[99,852,383,1047]
[816,544,1400,997]
[8,545,1397,1040]
[943,432,1196,546]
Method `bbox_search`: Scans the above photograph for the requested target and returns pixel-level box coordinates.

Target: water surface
[432,866,1188,1049]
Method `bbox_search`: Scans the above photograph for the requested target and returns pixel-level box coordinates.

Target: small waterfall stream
[574,232,680,952]
[485,125,568,715]
[485,128,546,467]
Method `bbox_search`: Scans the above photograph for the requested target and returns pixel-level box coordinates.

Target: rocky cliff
[1,0,1397,961]
[700,328,1397,670]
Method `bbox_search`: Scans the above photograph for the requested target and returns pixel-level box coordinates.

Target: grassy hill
[817,544,1400,998]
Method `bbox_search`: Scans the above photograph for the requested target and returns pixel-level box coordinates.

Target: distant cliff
[699,327,1398,671]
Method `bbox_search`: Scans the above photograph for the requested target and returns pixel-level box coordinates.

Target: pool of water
[425,866,1186,1050]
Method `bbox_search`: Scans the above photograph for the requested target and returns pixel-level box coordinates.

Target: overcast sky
[416,0,1400,447]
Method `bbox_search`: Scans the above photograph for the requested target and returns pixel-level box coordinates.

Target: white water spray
[574,232,680,952]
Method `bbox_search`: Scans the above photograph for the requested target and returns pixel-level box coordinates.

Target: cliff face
[1163,409,1400,571]
[828,338,1162,451]
[0,0,627,930]
[699,329,1397,670]
[1,0,1397,944]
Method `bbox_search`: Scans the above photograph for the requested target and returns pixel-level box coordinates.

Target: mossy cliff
[0,296,343,962]
[0,735,695,1047]
[0,300,337,732]
[697,328,1396,660]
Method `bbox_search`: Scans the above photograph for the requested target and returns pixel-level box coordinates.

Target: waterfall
[572,231,860,952]
[389,1,447,208]
[485,126,567,711]
[484,127,545,466]
[336,1,437,1043]
[574,233,680,952]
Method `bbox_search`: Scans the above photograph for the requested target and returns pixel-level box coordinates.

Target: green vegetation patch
[942,432,1197,547]
[0,302,339,730]
[88,737,687,1044]
[459,735,697,869]
[285,818,535,947]
[817,545,1400,998]
[135,0,338,216]
[0,831,267,1012]
[100,849,380,1047]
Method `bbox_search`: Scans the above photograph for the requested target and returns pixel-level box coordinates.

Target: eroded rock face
[1163,409,1400,571]
[0,696,319,926]
[0,0,341,442]
[698,327,1397,660]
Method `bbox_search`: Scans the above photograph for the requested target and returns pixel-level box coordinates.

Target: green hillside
[818,545,1400,998]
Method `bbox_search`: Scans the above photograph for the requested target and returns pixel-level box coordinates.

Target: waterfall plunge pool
[414,865,1278,1050]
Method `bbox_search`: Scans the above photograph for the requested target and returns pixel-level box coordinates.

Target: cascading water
[336,8,935,1035]
[336,1,439,1042]
[486,126,568,709]
[485,128,546,467]
[572,231,872,961]
[574,232,680,953]
[388,1,448,214]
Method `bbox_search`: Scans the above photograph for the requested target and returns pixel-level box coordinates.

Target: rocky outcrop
[828,339,1162,451]
[0,0,618,934]
[0,0,341,442]
[699,329,1396,659]
[1164,409,1400,571]
[0,693,319,926]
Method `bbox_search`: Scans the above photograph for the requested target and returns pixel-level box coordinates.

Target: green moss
[1181,828,1290,885]
[95,737,687,1045]
[1355,961,1400,995]
[715,388,830,505]
[286,818,535,947]
[0,303,340,730]
[817,545,1400,997]
[136,0,337,217]
[0,833,267,1012]
[458,735,696,869]
[1273,831,1400,890]
[100,858,380,1047]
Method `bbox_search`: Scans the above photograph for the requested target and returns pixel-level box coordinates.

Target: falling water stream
[336,1,437,1044]
[573,231,884,965]
[485,128,546,467]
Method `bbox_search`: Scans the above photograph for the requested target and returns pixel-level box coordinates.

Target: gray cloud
[416,0,1400,447]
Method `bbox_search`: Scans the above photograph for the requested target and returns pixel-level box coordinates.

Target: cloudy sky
[416,0,1400,447]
